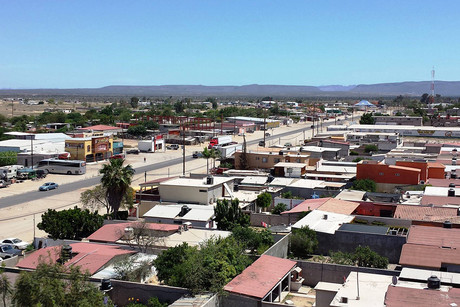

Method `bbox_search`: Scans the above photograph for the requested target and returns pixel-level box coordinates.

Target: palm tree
[99,159,135,215]
[201,147,212,174]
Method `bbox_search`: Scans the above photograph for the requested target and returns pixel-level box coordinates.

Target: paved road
[0,119,340,209]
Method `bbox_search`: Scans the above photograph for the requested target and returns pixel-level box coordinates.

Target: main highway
[0,118,343,209]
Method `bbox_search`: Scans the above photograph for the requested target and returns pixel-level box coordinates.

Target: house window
[199,189,207,193]
[256,157,260,160]
[274,158,281,163]
[395,173,400,176]
[379,172,384,176]
[262,157,268,163]
[87,145,90,152]
[296,159,301,163]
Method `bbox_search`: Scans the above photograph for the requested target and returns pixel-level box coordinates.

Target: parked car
[110,154,125,159]
[0,244,23,257]
[36,169,48,179]
[0,180,10,188]
[167,144,180,150]
[39,182,59,191]
[1,238,28,250]
[126,149,139,154]
[193,151,203,158]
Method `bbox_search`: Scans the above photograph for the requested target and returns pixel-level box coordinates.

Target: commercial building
[374,115,423,126]
[234,150,310,170]
[65,134,114,162]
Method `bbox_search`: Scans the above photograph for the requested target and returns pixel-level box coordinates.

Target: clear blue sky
[1,0,460,88]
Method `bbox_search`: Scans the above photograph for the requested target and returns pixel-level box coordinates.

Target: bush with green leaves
[289,226,318,259]
[12,261,113,307]
[231,226,274,254]
[154,237,252,294]
[359,113,375,125]
[329,246,388,269]
[364,144,378,153]
[352,179,376,192]
[272,203,288,215]
[214,198,249,230]
[0,151,17,166]
[256,192,272,209]
[37,206,103,240]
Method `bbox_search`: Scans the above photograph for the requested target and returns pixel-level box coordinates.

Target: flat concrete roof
[292,210,355,234]
[159,176,232,188]
[330,272,393,307]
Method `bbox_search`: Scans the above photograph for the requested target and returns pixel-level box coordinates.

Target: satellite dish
[392,275,398,285]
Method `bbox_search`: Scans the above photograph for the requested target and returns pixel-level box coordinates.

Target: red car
[110,154,125,160]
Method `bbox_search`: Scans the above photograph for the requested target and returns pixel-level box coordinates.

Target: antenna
[431,66,435,98]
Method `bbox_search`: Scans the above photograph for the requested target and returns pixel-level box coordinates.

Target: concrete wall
[109,280,190,306]
[221,293,260,307]
[159,184,225,204]
[202,294,219,307]
[273,197,304,210]
[250,212,290,227]
[352,215,412,228]
[263,234,290,259]
[296,260,399,287]
[315,230,406,263]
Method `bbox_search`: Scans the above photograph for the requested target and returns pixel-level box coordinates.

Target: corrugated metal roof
[223,255,296,299]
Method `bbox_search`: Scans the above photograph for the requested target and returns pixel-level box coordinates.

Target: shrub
[350,150,359,156]
[272,203,287,215]
[289,226,318,259]
[352,179,376,192]
[364,144,378,153]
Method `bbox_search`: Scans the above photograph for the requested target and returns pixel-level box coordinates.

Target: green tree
[272,203,287,215]
[214,198,249,230]
[12,261,113,307]
[231,226,274,254]
[127,125,148,137]
[256,192,272,210]
[352,179,376,192]
[289,226,318,259]
[353,246,388,268]
[154,237,252,294]
[0,151,17,167]
[174,101,184,114]
[100,159,135,214]
[201,147,215,174]
[359,113,375,125]
[364,144,378,153]
[0,267,12,307]
[37,206,103,240]
[130,97,140,108]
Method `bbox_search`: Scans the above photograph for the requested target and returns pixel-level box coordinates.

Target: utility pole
[30,137,34,169]
[263,110,267,147]
[182,122,186,176]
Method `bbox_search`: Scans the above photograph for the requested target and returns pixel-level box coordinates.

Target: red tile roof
[77,125,120,131]
[385,285,460,307]
[282,198,359,215]
[421,195,460,206]
[427,178,460,187]
[282,198,329,214]
[17,242,135,274]
[224,255,296,299]
[394,204,458,221]
[87,222,179,243]
[399,226,460,269]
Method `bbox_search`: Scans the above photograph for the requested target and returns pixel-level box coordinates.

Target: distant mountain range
[1,81,460,97]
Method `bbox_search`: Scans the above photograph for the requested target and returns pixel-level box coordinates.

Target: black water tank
[206,175,214,185]
[449,183,456,188]
[179,205,190,217]
[427,275,441,289]
[234,184,239,192]
[61,244,72,262]
[451,173,457,179]
[267,175,275,183]
[448,188,455,197]
[443,221,453,229]
[100,279,112,291]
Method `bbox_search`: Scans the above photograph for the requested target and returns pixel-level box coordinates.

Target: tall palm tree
[202,147,213,174]
[99,159,135,214]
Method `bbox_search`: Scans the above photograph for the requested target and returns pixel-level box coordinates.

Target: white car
[1,238,29,250]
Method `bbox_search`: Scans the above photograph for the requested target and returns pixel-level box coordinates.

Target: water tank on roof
[448,188,456,197]
[179,205,191,217]
[444,221,453,228]
[206,175,214,185]
[427,275,441,289]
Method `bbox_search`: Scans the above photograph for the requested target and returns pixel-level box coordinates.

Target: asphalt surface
[0,120,338,209]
